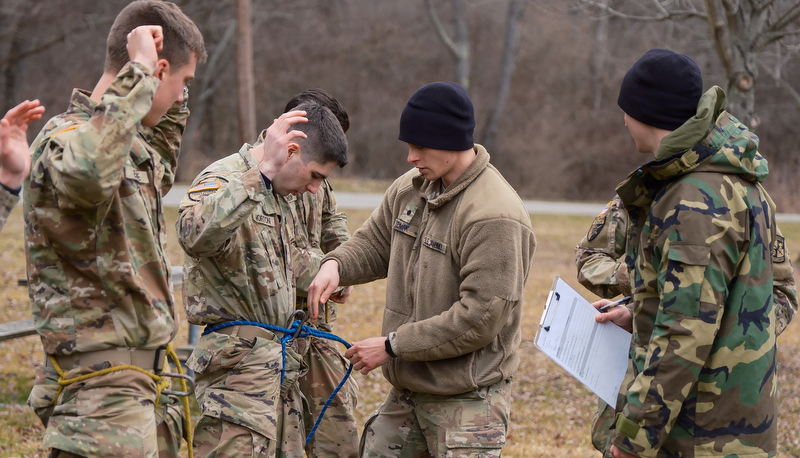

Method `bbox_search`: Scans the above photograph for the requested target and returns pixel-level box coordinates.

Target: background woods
[2,0,800,210]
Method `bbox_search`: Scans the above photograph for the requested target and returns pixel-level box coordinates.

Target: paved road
[163,185,800,222]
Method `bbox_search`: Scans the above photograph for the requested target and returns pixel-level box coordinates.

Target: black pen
[598,296,632,312]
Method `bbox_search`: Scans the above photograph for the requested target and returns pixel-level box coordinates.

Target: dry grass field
[1,201,799,457]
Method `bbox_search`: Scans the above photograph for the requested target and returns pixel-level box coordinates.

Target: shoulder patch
[587,213,607,242]
[187,180,221,202]
[51,124,80,138]
[772,235,786,264]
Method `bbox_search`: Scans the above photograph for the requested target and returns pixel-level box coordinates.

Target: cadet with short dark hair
[279,89,360,458]
[178,102,348,457]
[593,49,792,458]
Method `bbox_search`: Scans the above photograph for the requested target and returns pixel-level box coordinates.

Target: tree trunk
[481,0,524,151]
[236,0,256,144]
[425,0,470,89]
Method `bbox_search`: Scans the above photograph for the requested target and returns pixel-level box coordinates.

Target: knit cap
[617,49,703,130]
[398,81,475,151]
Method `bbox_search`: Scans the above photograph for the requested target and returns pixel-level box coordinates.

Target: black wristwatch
[384,337,397,358]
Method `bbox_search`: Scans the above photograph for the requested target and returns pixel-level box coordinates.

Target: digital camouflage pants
[360,379,512,457]
[188,331,307,457]
[299,335,359,458]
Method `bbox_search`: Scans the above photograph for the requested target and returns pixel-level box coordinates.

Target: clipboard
[534,276,631,406]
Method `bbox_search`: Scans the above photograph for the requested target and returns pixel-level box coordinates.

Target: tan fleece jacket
[324,145,536,395]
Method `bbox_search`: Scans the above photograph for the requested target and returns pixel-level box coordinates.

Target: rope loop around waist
[203,319,354,445]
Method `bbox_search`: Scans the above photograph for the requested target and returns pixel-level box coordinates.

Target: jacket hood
[617,86,769,208]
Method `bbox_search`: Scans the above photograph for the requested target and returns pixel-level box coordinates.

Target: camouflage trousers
[360,379,512,458]
[28,362,166,457]
[590,399,615,458]
[188,329,308,457]
[298,333,359,458]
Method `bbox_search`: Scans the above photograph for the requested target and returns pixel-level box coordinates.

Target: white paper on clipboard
[534,276,632,406]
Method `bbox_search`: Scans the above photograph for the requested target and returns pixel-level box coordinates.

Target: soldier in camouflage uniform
[593,49,795,457]
[278,89,360,458]
[308,82,536,457]
[0,100,45,231]
[177,102,348,457]
[22,2,206,456]
[576,194,798,457]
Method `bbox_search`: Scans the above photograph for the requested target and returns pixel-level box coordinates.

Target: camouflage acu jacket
[177,144,295,328]
[280,183,348,293]
[245,126,350,297]
[24,62,184,355]
[0,185,19,233]
[612,86,782,457]
[574,195,797,334]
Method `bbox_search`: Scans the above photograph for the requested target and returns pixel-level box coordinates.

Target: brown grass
[2,207,799,457]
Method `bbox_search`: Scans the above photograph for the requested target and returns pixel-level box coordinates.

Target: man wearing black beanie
[592,49,790,457]
[307,81,536,456]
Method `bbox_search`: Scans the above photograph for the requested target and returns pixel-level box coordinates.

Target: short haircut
[292,102,348,168]
[105,0,207,73]
[284,88,350,133]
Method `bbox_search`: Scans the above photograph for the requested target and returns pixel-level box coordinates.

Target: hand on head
[257,110,308,179]
[126,25,163,73]
[0,99,45,189]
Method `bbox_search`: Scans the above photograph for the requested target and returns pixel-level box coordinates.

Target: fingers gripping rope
[202,319,354,445]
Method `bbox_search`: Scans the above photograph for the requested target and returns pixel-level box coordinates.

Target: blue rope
[202,319,353,445]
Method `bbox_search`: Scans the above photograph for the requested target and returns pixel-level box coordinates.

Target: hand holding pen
[593,296,633,332]
[598,296,631,312]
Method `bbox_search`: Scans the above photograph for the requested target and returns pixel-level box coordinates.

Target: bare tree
[575,0,800,127]
[481,0,525,151]
[425,0,470,88]
[236,0,257,144]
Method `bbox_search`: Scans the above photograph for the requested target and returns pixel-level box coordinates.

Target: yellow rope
[49,343,194,458]
[166,344,194,458]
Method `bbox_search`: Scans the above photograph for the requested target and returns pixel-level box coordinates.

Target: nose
[407,147,418,164]
[307,179,322,194]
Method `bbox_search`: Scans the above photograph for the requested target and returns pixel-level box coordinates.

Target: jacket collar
[413,144,489,209]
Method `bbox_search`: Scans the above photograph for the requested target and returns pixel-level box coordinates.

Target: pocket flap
[667,241,710,266]
[445,424,506,449]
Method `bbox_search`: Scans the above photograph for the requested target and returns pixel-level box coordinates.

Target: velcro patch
[253,214,276,226]
[587,214,607,242]
[187,180,220,202]
[393,219,418,238]
[124,167,150,184]
[399,204,418,223]
[423,235,447,254]
[772,235,786,264]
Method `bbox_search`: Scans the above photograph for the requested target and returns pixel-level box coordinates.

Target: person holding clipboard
[584,49,797,458]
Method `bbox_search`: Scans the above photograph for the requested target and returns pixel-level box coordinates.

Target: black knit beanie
[617,49,703,131]
[398,81,475,151]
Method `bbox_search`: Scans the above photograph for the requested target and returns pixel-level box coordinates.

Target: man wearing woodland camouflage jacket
[577,195,798,457]
[22,2,206,456]
[593,49,794,458]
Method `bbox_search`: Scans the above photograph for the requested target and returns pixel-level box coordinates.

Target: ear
[286,143,300,162]
[154,59,170,82]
